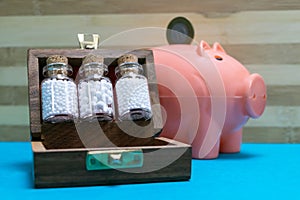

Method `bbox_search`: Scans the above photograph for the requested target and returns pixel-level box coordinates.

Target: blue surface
[0,142,300,200]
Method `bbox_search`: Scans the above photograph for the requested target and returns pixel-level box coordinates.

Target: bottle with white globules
[41,55,78,123]
[78,54,114,121]
[115,54,152,121]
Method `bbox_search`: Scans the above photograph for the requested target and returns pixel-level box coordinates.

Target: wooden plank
[244,127,300,143]
[194,10,300,45]
[246,64,300,86]
[1,44,300,67]
[1,11,300,48]
[0,125,30,141]
[0,0,299,16]
[0,14,167,48]
[267,85,300,106]
[1,64,300,87]
[0,67,27,86]
[0,86,28,105]
[224,44,300,65]
[0,48,28,67]
[291,127,300,143]
[245,106,300,127]
[243,127,293,143]
[0,106,29,126]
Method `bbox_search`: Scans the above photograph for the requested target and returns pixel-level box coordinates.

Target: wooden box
[27,48,191,188]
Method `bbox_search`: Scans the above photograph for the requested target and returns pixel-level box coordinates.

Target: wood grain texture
[1,11,300,47]
[246,106,300,127]
[0,106,29,126]
[0,126,30,141]
[2,48,300,141]
[0,67,27,86]
[28,48,163,142]
[32,139,191,188]
[246,65,300,86]
[0,47,27,66]
[0,5,299,143]
[0,86,28,105]
[224,44,300,65]
[244,127,300,143]
[28,49,190,188]
[243,127,293,143]
[267,86,300,106]
[291,128,300,143]
[0,0,299,16]
[41,120,162,149]
[2,44,300,68]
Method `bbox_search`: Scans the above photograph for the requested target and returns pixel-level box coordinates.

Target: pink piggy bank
[152,40,267,159]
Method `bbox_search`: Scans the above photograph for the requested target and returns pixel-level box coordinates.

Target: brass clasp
[77,34,99,49]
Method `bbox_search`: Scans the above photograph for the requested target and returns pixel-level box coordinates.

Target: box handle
[86,149,143,170]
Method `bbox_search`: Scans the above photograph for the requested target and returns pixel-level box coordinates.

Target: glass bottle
[78,54,114,121]
[115,54,152,120]
[41,55,78,123]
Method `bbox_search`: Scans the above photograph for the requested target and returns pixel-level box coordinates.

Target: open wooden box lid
[28,48,164,149]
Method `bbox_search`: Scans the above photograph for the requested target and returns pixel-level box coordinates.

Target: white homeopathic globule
[41,55,78,123]
[115,54,152,121]
[41,78,78,122]
[77,54,114,121]
[78,78,114,120]
[115,74,152,120]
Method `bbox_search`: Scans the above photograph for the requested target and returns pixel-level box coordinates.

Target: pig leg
[220,129,242,153]
[201,139,221,159]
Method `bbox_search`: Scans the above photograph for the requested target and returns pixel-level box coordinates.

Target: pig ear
[213,42,226,54]
[198,40,211,55]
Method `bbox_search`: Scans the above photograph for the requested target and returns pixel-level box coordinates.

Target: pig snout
[245,73,267,118]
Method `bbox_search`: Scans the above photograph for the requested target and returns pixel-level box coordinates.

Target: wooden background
[0,0,299,142]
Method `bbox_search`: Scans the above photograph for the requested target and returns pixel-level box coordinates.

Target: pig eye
[215,55,223,61]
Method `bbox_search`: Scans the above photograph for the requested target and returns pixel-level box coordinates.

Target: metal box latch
[86,149,143,170]
[78,33,99,49]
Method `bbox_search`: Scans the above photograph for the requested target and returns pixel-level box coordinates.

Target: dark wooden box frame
[28,48,191,188]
